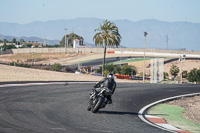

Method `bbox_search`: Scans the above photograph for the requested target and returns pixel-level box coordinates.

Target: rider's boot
[87,104,91,111]
[107,95,112,104]
[87,100,92,111]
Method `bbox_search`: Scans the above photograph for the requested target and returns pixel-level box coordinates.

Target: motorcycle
[89,86,111,113]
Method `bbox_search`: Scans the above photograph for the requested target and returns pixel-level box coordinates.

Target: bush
[182,70,188,78]
[9,62,16,66]
[95,64,137,76]
[170,65,180,79]
[186,68,200,82]
[164,72,169,79]
[9,62,30,68]
[113,65,121,74]
[50,63,62,72]
[120,65,136,75]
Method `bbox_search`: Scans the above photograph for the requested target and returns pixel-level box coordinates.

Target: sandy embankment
[0,64,134,83]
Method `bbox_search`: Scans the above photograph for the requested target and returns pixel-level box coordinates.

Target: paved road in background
[81,56,143,66]
[0,83,199,133]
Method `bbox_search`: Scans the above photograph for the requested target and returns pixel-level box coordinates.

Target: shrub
[186,68,200,82]
[95,64,137,76]
[113,65,121,74]
[120,65,136,75]
[182,70,188,78]
[9,62,16,66]
[9,62,30,68]
[170,65,180,79]
[164,72,169,79]
[50,63,62,72]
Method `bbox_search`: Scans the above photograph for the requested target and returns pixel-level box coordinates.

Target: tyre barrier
[107,51,115,54]
[114,74,145,80]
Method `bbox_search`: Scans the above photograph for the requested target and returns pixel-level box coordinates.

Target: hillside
[0,18,200,50]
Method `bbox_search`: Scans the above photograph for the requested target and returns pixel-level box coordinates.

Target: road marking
[0,82,96,88]
[91,129,112,133]
[51,127,66,130]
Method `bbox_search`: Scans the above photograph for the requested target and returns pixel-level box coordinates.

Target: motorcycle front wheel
[91,96,104,113]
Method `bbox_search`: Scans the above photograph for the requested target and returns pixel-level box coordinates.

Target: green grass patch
[113,58,152,64]
[113,57,173,64]
[148,103,200,133]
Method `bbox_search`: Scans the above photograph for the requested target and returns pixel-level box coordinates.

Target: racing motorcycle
[89,86,112,113]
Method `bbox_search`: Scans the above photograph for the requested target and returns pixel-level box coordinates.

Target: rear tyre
[92,97,104,113]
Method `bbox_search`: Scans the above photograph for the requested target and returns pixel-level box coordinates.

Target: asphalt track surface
[0,82,199,133]
[81,56,142,66]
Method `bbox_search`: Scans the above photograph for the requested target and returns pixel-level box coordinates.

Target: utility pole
[64,28,67,53]
[179,55,186,84]
[143,32,148,83]
[43,37,46,47]
[165,34,169,50]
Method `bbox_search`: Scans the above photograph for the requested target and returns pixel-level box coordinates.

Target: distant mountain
[0,18,199,51]
[0,34,59,45]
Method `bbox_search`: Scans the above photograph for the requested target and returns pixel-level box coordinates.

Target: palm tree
[93,20,121,77]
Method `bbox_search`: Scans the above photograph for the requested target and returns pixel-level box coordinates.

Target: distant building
[73,39,80,48]
[23,42,43,48]
[73,39,91,48]
[0,43,16,47]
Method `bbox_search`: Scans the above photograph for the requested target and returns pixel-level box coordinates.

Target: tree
[182,70,188,78]
[11,38,17,43]
[186,68,200,82]
[20,39,25,45]
[59,33,83,47]
[170,65,180,79]
[23,43,32,48]
[93,20,121,76]
[0,43,16,50]
[121,65,136,75]
[163,72,169,80]
[113,65,121,74]
[3,39,9,44]
[50,63,62,72]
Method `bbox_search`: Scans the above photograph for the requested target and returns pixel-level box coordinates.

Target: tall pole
[64,28,67,53]
[180,54,186,84]
[44,37,46,47]
[180,57,183,84]
[166,34,169,50]
[143,32,148,83]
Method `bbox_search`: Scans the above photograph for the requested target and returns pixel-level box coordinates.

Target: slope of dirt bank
[0,64,133,83]
[168,96,200,125]
[0,64,103,82]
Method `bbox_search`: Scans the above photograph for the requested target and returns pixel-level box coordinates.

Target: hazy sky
[1,0,200,24]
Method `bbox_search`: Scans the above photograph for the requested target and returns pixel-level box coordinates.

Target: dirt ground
[129,59,200,78]
[168,96,200,125]
[1,53,200,76]
[0,64,135,83]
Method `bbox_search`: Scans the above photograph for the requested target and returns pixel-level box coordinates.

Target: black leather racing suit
[94,77,116,95]
[87,77,116,110]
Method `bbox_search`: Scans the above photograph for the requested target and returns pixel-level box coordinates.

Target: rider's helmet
[107,73,114,79]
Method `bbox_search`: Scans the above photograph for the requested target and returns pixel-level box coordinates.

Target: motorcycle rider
[87,73,116,111]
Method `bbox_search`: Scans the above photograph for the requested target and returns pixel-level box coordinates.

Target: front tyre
[92,97,104,113]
